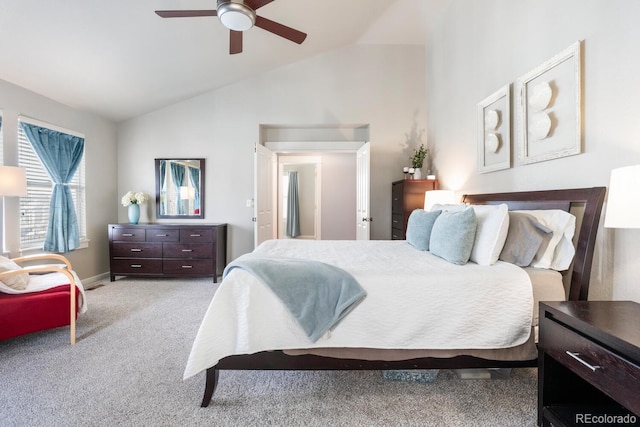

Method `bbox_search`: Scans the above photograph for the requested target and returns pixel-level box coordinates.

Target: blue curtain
[20,122,84,253]
[188,166,200,213]
[170,162,186,214]
[286,171,301,238]
[159,160,167,215]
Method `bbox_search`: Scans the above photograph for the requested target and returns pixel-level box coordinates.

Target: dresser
[391,179,439,239]
[538,301,640,426]
[108,224,227,282]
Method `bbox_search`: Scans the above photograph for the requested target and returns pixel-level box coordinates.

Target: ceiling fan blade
[230,30,243,55]
[155,10,217,18]
[245,0,276,11]
[254,16,307,44]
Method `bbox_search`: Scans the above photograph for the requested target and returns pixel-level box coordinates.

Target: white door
[356,142,371,240]
[254,143,277,247]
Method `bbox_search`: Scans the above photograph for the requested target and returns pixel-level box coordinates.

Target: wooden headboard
[462,187,606,301]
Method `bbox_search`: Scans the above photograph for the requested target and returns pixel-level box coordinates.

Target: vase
[413,168,422,180]
[128,204,140,224]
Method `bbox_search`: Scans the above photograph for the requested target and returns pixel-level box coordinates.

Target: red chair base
[0,285,80,341]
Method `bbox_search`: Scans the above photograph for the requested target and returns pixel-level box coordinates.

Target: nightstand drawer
[541,316,640,415]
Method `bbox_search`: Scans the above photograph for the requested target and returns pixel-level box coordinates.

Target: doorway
[278,157,321,240]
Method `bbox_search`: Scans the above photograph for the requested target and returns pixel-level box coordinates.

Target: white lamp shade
[0,166,27,197]
[604,165,640,228]
[424,190,456,211]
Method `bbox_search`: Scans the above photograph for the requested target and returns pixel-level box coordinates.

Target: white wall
[117,44,427,261]
[425,0,640,301]
[320,153,357,240]
[0,79,118,281]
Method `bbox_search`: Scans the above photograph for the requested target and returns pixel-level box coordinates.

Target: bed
[188,187,606,407]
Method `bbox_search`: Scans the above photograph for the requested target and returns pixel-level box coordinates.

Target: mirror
[155,158,205,219]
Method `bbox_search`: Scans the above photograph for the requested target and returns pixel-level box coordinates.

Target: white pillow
[431,203,510,266]
[0,256,29,290]
[515,210,576,270]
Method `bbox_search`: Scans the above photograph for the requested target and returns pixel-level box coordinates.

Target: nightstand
[538,301,640,426]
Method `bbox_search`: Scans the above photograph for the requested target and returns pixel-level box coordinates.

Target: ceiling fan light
[218,2,255,31]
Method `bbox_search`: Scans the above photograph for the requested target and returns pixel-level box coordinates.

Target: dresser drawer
[111,259,163,275]
[540,316,640,414]
[391,228,404,240]
[146,229,179,242]
[163,243,213,259]
[180,229,214,243]
[163,259,213,275]
[111,242,162,258]
[392,214,403,229]
[112,227,146,242]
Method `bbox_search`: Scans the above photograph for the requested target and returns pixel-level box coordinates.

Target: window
[18,120,86,250]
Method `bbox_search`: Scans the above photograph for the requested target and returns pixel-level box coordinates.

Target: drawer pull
[181,265,193,269]
[156,234,169,237]
[566,351,601,372]
[190,234,201,237]
[130,248,142,252]
[181,249,193,252]
[131,264,142,268]
[122,233,134,237]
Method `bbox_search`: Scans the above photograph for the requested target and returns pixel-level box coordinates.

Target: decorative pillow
[515,210,577,270]
[429,207,477,265]
[430,203,510,266]
[0,256,29,290]
[499,212,553,267]
[467,204,510,266]
[406,209,442,251]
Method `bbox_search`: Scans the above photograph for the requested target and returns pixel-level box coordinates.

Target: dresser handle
[565,351,601,372]
[130,248,142,252]
[122,233,134,237]
[181,265,193,269]
[156,234,168,237]
[131,264,142,268]
[190,234,201,237]
[182,249,193,252]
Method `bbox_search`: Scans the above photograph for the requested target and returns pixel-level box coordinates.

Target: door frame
[255,140,370,246]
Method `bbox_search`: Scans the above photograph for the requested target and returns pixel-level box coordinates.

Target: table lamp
[424,190,456,211]
[604,165,640,229]
[0,165,27,251]
[0,165,27,197]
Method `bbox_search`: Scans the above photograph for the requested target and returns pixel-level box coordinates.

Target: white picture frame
[477,84,511,173]
[516,40,582,165]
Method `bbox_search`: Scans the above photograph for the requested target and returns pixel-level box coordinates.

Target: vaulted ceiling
[0,0,447,122]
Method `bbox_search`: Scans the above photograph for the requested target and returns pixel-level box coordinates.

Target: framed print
[477,84,511,173]
[516,40,582,165]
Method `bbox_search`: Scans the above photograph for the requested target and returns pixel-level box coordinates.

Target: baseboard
[81,272,111,289]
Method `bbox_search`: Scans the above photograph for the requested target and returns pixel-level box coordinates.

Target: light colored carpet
[0,278,538,426]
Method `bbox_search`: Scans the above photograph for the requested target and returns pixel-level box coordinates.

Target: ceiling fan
[155,0,307,55]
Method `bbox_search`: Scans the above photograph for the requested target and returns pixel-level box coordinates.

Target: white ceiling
[0,0,447,122]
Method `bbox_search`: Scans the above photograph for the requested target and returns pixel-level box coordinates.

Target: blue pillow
[429,207,478,265]
[406,209,442,251]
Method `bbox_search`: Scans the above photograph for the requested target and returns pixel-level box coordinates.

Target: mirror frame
[155,158,205,219]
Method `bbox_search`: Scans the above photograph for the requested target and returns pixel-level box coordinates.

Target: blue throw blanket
[223,254,367,342]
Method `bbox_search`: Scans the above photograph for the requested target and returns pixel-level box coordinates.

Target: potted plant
[410,144,428,179]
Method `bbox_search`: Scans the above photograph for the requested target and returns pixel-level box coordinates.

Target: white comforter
[184,240,533,379]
